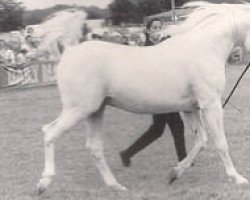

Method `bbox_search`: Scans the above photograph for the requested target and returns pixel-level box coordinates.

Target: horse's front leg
[201,100,248,184]
[37,109,84,195]
[37,142,55,195]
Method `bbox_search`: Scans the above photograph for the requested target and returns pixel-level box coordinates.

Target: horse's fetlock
[216,142,228,153]
[42,171,55,178]
[44,133,55,146]
[91,149,103,160]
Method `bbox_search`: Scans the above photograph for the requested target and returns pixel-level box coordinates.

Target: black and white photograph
[0,0,250,199]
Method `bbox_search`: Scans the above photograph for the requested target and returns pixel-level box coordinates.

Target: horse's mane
[164,1,250,36]
[37,9,87,53]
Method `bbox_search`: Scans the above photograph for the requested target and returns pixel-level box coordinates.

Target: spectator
[0,39,5,61]
[135,33,146,46]
[115,22,130,40]
[25,27,34,37]
[0,42,16,66]
[16,48,28,68]
[15,47,31,84]
[25,35,37,49]
[144,19,168,46]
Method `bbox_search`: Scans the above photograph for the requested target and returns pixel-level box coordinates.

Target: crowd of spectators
[0,27,37,68]
[0,26,50,85]
[89,20,168,47]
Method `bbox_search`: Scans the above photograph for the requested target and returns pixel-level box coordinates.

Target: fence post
[37,62,43,83]
[0,67,8,88]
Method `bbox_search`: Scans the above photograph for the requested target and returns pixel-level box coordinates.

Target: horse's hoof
[37,183,46,196]
[169,167,182,184]
[37,176,52,195]
[235,176,248,185]
[111,183,127,192]
[229,174,248,185]
[120,151,131,167]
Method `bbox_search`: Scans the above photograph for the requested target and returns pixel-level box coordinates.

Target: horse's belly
[109,99,196,114]
[107,67,197,113]
[107,89,197,114]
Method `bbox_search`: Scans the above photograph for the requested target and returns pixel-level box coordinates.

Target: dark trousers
[123,112,187,161]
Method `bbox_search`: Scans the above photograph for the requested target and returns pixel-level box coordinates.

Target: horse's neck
[209,31,235,62]
[185,25,236,64]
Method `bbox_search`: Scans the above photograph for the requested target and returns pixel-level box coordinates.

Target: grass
[0,64,250,199]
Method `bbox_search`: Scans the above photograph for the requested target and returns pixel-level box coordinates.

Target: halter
[223,61,250,108]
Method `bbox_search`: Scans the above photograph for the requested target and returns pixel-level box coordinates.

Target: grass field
[1,64,250,200]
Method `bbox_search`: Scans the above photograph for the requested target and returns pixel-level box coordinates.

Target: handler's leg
[168,113,187,161]
[120,113,187,167]
[120,114,168,166]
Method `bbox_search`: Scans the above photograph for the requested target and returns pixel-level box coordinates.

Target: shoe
[120,151,131,167]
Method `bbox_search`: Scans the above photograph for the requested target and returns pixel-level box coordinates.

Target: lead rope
[223,62,250,108]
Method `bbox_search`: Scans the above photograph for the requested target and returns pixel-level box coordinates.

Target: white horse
[37,2,250,194]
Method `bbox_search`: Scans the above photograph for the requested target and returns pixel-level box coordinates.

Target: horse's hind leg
[202,100,248,184]
[37,108,87,195]
[180,111,207,164]
[169,111,207,183]
[85,109,127,191]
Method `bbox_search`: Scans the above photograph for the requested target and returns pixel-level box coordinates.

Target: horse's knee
[91,148,104,160]
[43,128,59,146]
[214,139,228,154]
[200,138,207,151]
[42,119,59,143]
[89,146,104,162]
[42,124,51,134]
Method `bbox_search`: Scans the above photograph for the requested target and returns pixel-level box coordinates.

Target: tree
[108,0,139,25]
[85,6,110,19]
[0,0,24,32]
[108,0,188,25]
